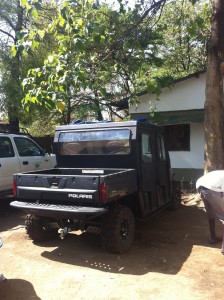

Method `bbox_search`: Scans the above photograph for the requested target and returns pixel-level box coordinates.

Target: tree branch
[0,14,16,30]
[0,28,15,42]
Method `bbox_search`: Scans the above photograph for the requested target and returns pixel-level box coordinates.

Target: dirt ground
[1,194,224,300]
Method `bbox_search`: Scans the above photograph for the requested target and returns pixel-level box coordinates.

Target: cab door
[13,136,52,172]
[139,131,159,216]
[0,136,20,192]
[157,134,172,204]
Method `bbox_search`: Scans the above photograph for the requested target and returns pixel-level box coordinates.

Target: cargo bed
[12,168,137,213]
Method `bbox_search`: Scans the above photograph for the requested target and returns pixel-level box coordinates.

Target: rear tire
[25,214,55,242]
[101,205,135,254]
[170,181,182,210]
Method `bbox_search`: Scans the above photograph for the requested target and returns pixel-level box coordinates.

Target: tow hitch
[58,227,71,239]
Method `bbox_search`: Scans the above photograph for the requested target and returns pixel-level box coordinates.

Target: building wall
[169,123,204,169]
[129,72,206,185]
[170,123,204,184]
[129,72,206,114]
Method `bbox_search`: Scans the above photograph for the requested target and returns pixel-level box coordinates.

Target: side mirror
[40,149,46,156]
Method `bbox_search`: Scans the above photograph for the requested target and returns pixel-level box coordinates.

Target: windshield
[58,129,131,155]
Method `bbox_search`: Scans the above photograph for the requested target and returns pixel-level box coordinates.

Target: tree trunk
[8,1,24,131]
[93,95,103,121]
[204,0,224,173]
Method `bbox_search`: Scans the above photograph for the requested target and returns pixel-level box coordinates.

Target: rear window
[58,129,131,155]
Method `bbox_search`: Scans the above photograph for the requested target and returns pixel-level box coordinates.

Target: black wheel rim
[120,219,129,240]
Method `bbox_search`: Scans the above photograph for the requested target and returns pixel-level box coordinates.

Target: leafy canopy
[14,0,210,124]
[16,0,168,122]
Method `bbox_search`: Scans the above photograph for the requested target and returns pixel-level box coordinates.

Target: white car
[0,132,57,198]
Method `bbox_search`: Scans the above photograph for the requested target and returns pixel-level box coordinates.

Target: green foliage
[154,0,211,78]
[5,0,212,127]
[20,0,42,18]
[146,75,174,96]
[0,0,60,130]
[17,0,167,123]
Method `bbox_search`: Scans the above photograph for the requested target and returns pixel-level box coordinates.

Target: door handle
[23,161,28,165]
[0,164,1,167]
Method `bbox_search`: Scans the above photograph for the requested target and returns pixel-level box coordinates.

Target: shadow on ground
[0,279,41,300]
[37,201,223,276]
[1,196,223,276]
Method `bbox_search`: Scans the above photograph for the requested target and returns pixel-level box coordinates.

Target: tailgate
[14,174,100,205]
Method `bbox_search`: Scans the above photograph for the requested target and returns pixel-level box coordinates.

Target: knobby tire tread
[101,205,135,254]
[25,214,53,242]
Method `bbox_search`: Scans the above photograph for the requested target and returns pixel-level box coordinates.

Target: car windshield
[58,129,131,155]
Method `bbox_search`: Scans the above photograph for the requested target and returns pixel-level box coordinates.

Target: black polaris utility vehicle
[11,120,180,253]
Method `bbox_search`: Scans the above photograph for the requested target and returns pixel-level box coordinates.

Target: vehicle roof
[0,133,31,138]
[55,120,159,132]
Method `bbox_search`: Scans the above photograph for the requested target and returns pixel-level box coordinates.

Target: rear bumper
[10,200,107,220]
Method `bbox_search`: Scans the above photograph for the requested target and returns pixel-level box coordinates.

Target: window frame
[157,135,166,160]
[14,137,44,157]
[58,128,131,156]
[141,133,153,163]
[162,124,190,152]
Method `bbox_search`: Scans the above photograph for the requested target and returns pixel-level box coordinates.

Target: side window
[14,137,42,157]
[163,124,190,151]
[157,135,166,160]
[141,133,152,162]
[0,137,14,158]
